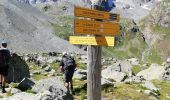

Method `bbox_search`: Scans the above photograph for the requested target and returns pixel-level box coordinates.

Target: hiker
[0,41,11,93]
[60,52,76,94]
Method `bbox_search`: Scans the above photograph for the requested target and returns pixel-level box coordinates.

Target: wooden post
[87,46,102,100]
[87,3,102,100]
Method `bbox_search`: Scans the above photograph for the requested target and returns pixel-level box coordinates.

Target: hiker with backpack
[60,52,76,94]
[0,41,11,93]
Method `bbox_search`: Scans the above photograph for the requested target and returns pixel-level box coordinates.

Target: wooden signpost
[75,27,119,35]
[75,6,120,21]
[75,19,119,29]
[74,19,120,35]
[69,36,115,46]
[70,5,120,100]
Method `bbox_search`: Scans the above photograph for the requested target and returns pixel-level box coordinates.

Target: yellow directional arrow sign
[69,36,115,46]
[75,26,120,35]
[75,6,120,21]
[75,19,119,29]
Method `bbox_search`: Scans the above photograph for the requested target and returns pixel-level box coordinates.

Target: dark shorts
[0,66,9,76]
[64,70,74,83]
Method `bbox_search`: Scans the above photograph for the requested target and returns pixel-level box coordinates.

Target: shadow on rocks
[7,53,30,83]
[63,93,74,100]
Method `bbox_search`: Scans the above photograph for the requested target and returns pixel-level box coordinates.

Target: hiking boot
[0,83,2,88]
[2,86,6,93]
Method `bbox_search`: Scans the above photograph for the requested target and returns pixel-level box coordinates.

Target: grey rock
[47,57,57,64]
[125,76,146,83]
[36,55,46,64]
[7,92,36,100]
[166,95,170,99]
[120,60,133,73]
[49,69,56,74]
[18,77,35,91]
[142,82,160,97]
[142,81,159,91]
[73,69,87,80]
[123,4,131,9]
[162,64,170,81]
[144,90,152,95]
[32,77,67,99]
[48,69,56,77]
[102,69,127,82]
[137,64,164,80]
[35,90,53,100]
[7,53,30,83]
[128,58,139,65]
[167,58,170,63]
[44,65,52,72]
[101,78,113,87]
[106,61,122,72]
[79,60,88,64]
[81,55,87,60]
[10,88,22,94]
[32,70,43,75]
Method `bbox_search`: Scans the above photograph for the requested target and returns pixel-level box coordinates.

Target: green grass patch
[132,65,141,75]
[152,24,170,36]
[73,79,87,99]
[168,49,170,56]
[77,62,86,69]
[27,62,38,71]
[79,90,87,100]
[103,84,151,100]
[145,48,162,64]
[103,33,146,60]
[32,74,48,81]
[9,83,19,88]
[51,16,74,40]
[103,47,129,59]
[26,89,36,94]
[50,62,60,71]
[152,80,170,100]
[6,92,13,97]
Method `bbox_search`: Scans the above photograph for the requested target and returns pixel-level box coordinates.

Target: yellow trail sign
[75,6,120,21]
[75,19,119,29]
[75,26,120,35]
[69,36,115,46]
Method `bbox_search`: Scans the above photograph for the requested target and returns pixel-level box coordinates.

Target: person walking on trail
[60,52,76,94]
[0,41,11,93]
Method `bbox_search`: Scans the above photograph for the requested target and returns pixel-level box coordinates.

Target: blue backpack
[99,0,116,12]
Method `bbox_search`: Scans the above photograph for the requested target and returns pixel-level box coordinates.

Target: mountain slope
[0,0,84,54]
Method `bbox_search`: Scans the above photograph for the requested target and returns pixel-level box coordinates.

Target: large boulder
[32,77,67,99]
[142,81,159,91]
[124,76,146,83]
[120,60,133,73]
[142,81,160,97]
[7,53,30,83]
[162,63,170,81]
[101,78,113,87]
[137,64,164,80]
[73,69,87,80]
[35,90,54,100]
[18,78,35,91]
[4,92,35,100]
[167,58,170,63]
[128,58,139,65]
[102,69,127,82]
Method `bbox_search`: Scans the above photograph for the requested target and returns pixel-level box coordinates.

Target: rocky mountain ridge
[0,0,85,54]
